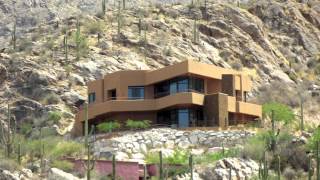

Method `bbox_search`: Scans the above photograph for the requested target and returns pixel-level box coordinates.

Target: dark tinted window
[88,93,96,103]
[128,86,144,99]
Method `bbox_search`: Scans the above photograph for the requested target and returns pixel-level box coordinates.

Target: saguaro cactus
[17,143,21,165]
[112,154,116,180]
[39,128,45,175]
[83,103,96,180]
[189,155,193,180]
[117,1,121,39]
[143,164,147,180]
[308,155,312,180]
[228,167,232,180]
[192,18,199,44]
[122,0,125,9]
[261,151,269,180]
[64,33,68,61]
[277,155,281,180]
[300,93,304,131]
[12,20,17,50]
[0,104,16,158]
[75,18,81,61]
[102,0,106,15]
[317,141,320,180]
[159,151,163,180]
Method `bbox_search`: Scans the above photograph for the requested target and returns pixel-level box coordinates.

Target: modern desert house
[73,60,261,136]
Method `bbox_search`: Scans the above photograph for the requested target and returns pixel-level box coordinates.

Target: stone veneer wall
[93,128,254,161]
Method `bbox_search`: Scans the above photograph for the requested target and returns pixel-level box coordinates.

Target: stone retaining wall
[94,128,254,161]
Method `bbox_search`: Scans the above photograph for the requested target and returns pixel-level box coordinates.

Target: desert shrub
[51,160,74,173]
[231,61,243,70]
[18,38,33,52]
[49,141,83,159]
[262,102,295,125]
[85,21,105,34]
[283,166,296,180]
[0,158,20,171]
[165,150,189,165]
[97,121,121,133]
[125,119,151,129]
[307,127,320,151]
[145,149,189,165]
[47,111,62,124]
[315,64,320,75]
[20,121,33,135]
[43,93,60,105]
[241,133,267,160]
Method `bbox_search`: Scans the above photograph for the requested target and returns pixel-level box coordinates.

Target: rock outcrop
[198,158,259,180]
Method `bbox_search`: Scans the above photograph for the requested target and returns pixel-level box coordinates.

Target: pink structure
[67,158,158,180]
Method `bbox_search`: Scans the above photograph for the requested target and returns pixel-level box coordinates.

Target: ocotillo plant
[159,151,163,180]
[189,155,193,180]
[12,20,17,50]
[112,154,116,180]
[75,18,81,61]
[102,0,106,15]
[83,103,96,180]
[0,104,16,158]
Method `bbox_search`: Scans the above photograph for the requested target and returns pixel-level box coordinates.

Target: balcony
[77,92,205,122]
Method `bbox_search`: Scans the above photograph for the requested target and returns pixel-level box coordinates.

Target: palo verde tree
[0,104,16,158]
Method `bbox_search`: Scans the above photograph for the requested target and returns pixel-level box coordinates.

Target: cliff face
[0,0,319,133]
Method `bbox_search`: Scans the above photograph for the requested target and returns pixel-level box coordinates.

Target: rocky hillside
[0,0,320,134]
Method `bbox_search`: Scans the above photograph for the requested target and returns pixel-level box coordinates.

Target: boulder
[69,73,85,86]
[0,169,19,180]
[115,152,129,161]
[48,168,82,180]
[61,91,86,105]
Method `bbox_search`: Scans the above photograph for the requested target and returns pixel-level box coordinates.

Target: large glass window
[157,107,204,127]
[88,93,96,103]
[154,76,204,98]
[128,86,145,100]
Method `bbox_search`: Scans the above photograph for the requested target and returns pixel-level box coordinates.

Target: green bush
[48,111,62,124]
[262,102,295,125]
[145,149,189,165]
[97,121,121,133]
[85,21,105,34]
[49,141,83,159]
[307,127,320,151]
[43,93,60,105]
[51,160,74,173]
[241,131,269,160]
[125,119,151,129]
[20,122,33,135]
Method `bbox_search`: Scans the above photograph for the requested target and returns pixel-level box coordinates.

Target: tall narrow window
[88,93,96,103]
[128,86,145,100]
